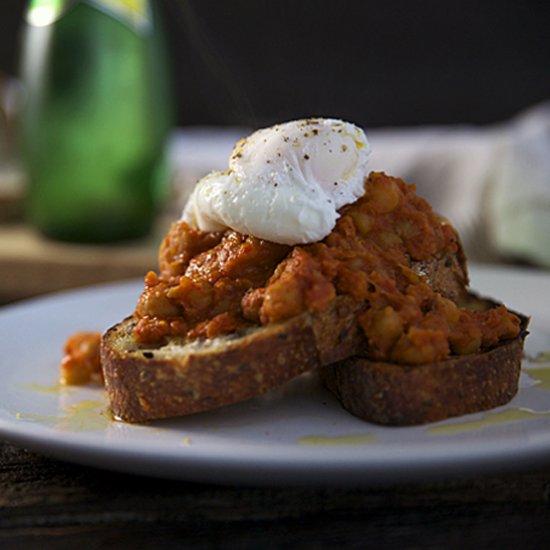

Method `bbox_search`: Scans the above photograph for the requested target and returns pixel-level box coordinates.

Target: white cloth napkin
[168,102,550,266]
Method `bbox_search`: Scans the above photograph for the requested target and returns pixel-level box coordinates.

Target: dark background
[1,0,549,129]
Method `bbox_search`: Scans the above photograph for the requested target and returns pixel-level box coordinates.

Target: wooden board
[0,224,158,303]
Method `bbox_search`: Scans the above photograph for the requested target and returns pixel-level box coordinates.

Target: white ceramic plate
[1,265,550,486]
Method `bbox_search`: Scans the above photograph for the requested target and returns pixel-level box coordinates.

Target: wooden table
[0,224,159,304]
[1,439,550,547]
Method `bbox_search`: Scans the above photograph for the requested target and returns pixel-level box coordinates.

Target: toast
[321,297,529,426]
[99,167,525,425]
[101,251,467,422]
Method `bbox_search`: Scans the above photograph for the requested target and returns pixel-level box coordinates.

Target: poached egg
[182,118,371,245]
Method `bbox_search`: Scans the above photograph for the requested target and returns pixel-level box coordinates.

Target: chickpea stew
[133,172,520,365]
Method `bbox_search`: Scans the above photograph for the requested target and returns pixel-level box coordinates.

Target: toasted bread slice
[101,294,359,422]
[101,317,310,423]
[100,250,468,423]
[321,297,529,426]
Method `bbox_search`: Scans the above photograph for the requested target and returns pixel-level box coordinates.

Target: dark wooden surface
[1,439,550,548]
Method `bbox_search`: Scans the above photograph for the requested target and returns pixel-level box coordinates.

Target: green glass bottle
[20,0,172,242]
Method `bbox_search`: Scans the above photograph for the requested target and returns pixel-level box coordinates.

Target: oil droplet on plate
[58,400,111,431]
[23,381,74,395]
[528,351,550,364]
[427,408,550,435]
[524,367,550,391]
[297,434,376,446]
[16,400,110,432]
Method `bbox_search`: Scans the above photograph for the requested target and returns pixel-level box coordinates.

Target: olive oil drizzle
[297,434,376,446]
[427,408,550,435]
[16,400,110,432]
[524,366,550,391]
[528,351,550,364]
[23,382,74,395]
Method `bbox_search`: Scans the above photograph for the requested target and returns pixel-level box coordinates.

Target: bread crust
[321,309,529,426]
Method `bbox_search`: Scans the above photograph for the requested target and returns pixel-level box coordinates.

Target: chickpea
[367,306,404,354]
[379,231,402,246]
[451,335,482,355]
[369,179,401,214]
[396,220,421,239]
[350,210,373,235]
[437,296,460,324]
[60,332,102,385]
[137,286,180,318]
[167,277,213,311]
